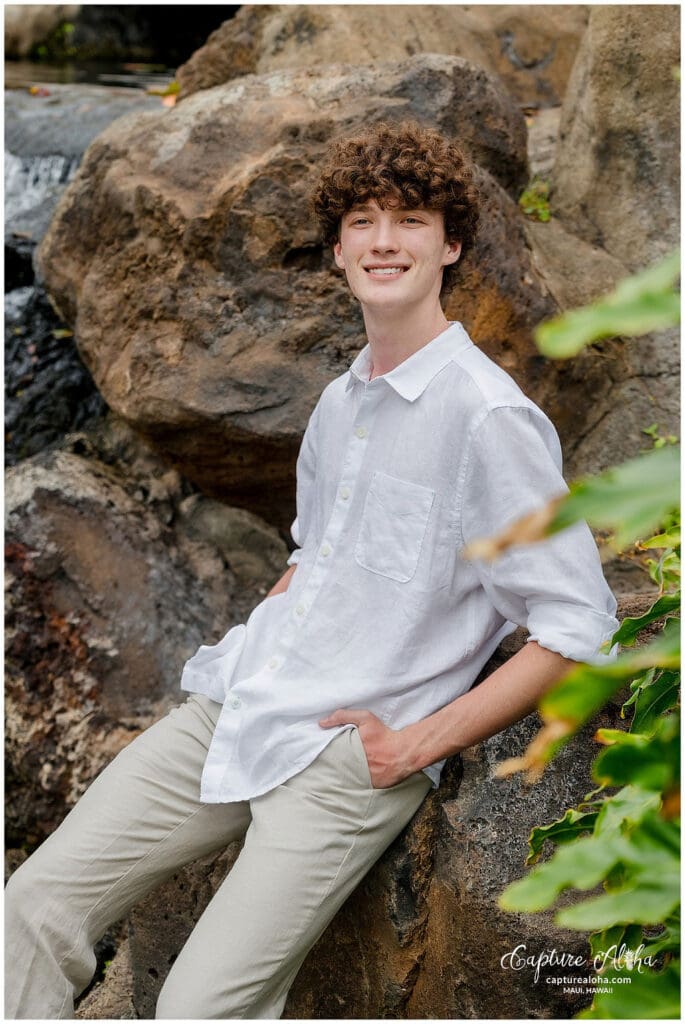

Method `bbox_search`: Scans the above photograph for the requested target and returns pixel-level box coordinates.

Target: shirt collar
[345,321,474,402]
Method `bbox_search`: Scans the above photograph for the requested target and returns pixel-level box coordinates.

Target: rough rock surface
[522,217,680,485]
[36,54,558,528]
[105,607,652,1020]
[4,446,266,849]
[176,494,291,591]
[176,4,589,110]
[551,5,680,271]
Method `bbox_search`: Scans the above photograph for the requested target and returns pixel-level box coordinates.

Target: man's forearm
[266,564,297,598]
[402,641,578,772]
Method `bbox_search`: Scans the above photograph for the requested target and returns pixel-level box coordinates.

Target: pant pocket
[349,726,374,789]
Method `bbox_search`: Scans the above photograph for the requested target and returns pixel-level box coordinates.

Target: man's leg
[156,726,432,1019]
[5,694,251,1020]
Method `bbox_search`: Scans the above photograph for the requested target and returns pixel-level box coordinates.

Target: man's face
[333,198,461,315]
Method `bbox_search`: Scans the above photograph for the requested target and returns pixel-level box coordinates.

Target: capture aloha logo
[500,942,658,996]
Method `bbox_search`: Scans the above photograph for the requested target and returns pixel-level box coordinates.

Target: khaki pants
[5,693,432,1019]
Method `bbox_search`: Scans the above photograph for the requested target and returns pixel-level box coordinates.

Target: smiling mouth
[364,267,409,276]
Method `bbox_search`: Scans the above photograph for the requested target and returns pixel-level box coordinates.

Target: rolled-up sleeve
[286,400,320,567]
[460,404,619,664]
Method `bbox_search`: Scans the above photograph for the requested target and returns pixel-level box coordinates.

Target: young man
[5,121,619,1019]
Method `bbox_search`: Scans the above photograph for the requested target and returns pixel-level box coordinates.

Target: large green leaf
[627,670,681,735]
[593,716,680,791]
[593,785,662,837]
[535,249,681,358]
[612,595,681,646]
[577,958,680,1019]
[498,834,629,912]
[556,878,680,930]
[549,445,681,549]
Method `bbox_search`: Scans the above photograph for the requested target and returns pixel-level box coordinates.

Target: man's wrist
[399,713,465,774]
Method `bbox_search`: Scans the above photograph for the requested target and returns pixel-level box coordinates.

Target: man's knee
[5,855,45,923]
[155,961,269,1020]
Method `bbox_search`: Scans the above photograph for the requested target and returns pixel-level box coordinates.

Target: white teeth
[367,267,406,275]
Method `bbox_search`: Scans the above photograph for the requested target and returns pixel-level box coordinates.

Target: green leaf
[593,716,680,791]
[535,249,681,358]
[593,785,662,837]
[550,445,681,549]
[628,671,681,735]
[587,922,644,961]
[640,914,680,958]
[538,620,680,731]
[612,595,681,646]
[642,528,681,548]
[577,958,681,1019]
[498,834,629,912]
[527,808,599,863]
[556,878,680,930]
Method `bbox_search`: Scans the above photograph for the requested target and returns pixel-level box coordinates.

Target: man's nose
[370,220,400,252]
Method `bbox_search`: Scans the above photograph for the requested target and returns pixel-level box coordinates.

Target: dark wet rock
[4,4,236,65]
[5,285,106,465]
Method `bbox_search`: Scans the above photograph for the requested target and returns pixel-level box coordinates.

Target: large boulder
[37,54,584,529]
[4,445,274,849]
[176,5,589,110]
[551,5,680,271]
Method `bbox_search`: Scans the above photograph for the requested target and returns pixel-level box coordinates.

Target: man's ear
[443,239,462,266]
[333,240,345,270]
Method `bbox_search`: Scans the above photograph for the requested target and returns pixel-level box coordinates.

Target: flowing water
[5,59,174,462]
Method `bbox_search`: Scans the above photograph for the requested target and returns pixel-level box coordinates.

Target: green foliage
[30,19,78,61]
[549,442,680,550]
[519,178,551,222]
[534,248,680,357]
[497,252,681,1018]
[578,959,680,1019]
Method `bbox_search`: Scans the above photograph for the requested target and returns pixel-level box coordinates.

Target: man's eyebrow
[345,204,426,215]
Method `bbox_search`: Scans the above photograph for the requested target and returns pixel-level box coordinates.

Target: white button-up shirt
[181,321,619,803]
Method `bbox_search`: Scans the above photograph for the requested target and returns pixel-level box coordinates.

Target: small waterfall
[5,150,79,220]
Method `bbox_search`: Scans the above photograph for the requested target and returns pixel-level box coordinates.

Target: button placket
[286,388,379,640]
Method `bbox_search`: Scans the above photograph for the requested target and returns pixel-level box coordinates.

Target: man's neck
[362,303,451,380]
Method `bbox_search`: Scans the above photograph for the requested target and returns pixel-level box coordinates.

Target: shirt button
[355,426,368,438]
[340,486,350,500]
[295,603,305,616]
[229,695,241,709]
[321,543,332,557]
[268,656,279,670]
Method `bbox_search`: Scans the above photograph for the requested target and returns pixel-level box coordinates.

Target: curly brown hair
[311,120,480,294]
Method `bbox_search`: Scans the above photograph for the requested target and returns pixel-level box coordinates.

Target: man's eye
[404,216,423,224]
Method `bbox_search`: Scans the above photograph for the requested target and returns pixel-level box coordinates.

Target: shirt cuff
[286,548,301,567]
[526,601,620,665]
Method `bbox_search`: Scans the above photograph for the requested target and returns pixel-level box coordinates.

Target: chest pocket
[355,471,435,583]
